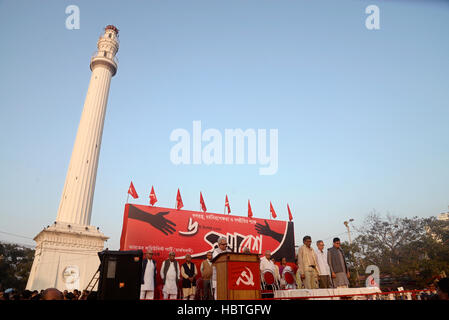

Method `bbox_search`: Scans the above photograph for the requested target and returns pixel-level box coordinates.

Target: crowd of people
[2,235,448,300]
[0,287,97,300]
[140,235,449,300]
[259,236,352,291]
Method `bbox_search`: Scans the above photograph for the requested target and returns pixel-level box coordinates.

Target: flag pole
[127,193,129,204]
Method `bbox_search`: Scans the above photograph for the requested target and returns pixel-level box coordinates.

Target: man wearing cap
[140,249,157,300]
[161,252,180,299]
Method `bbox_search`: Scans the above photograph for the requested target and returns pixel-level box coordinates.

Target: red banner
[120,204,295,265]
[228,261,261,290]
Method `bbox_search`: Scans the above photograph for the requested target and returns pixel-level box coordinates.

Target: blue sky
[0,0,448,250]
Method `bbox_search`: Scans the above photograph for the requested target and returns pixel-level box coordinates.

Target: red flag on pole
[287,203,293,221]
[248,200,253,218]
[176,188,184,210]
[200,192,207,212]
[225,195,231,214]
[128,181,138,199]
[149,186,157,206]
[270,201,277,219]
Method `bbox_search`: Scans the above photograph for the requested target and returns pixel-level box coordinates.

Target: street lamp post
[344,219,360,286]
[343,219,354,245]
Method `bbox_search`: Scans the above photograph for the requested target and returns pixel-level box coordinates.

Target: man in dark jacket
[140,249,157,300]
[181,254,197,300]
[327,238,350,288]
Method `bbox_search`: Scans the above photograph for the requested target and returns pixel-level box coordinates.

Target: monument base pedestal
[26,222,108,292]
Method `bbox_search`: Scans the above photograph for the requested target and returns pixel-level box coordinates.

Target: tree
[0,242,35,291]
[351,212,449,288]
[341,241,363,287]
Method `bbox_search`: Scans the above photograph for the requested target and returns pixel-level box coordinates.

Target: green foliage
[347,212,449,288]
[0,242,35,291]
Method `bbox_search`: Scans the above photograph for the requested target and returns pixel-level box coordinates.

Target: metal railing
[261,288,437,300]
[90,51,119,65]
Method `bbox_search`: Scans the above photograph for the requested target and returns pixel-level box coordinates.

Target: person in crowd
[420,282,438,300]
[271,257,281,284]
[200,252,213,300]
[40,288,64,300]
[212,237,230,299]
[260,250,276,273]
[181,254,197,300]
[293,258,303,289]
[279,257,288,275]
[79,290,90,300]
[21,290,32,300]
[437,278,449,300]
[260,250,279,290]
[140,249,157,300]
[31,290,40,300]
[278,257,293,289]
[315,240,331,288]
[327,237,350,288]
[65,292,75,300]
[297,236,320,289]
[160,251,180,300]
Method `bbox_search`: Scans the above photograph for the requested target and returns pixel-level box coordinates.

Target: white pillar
[26,26,119,291]
[56,25,119,226]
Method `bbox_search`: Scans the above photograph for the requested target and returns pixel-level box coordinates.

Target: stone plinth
[26,222,108,291]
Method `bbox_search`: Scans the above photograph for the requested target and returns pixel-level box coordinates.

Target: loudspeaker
[97,250,143,300]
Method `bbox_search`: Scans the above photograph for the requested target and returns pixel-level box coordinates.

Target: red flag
[128,181,138,199]
[149,186,157,206]
[176,188,184,210]
[225,195,231,214]
[200,192,207,212]
[287,203,293,221]
[248,200,253,218]
[270,202,277,219]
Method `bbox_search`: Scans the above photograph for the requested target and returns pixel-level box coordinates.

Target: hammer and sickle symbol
[236,267,254,286]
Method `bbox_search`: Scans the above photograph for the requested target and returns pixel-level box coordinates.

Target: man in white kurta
[315,240,331,288]
[161,252,180,300]
[140,250,156,299]
[260,250,279,288]
[212,237,230,299]
[260,251,277,274]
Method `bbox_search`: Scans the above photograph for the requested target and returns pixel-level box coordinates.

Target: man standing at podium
[212,237,231,299]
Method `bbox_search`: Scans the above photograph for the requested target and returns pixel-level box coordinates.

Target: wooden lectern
[212,252,261,300]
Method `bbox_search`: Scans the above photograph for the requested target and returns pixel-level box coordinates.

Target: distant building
[438,212,449,221]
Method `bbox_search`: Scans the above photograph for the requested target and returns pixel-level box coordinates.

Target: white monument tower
[27,25,119,291]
